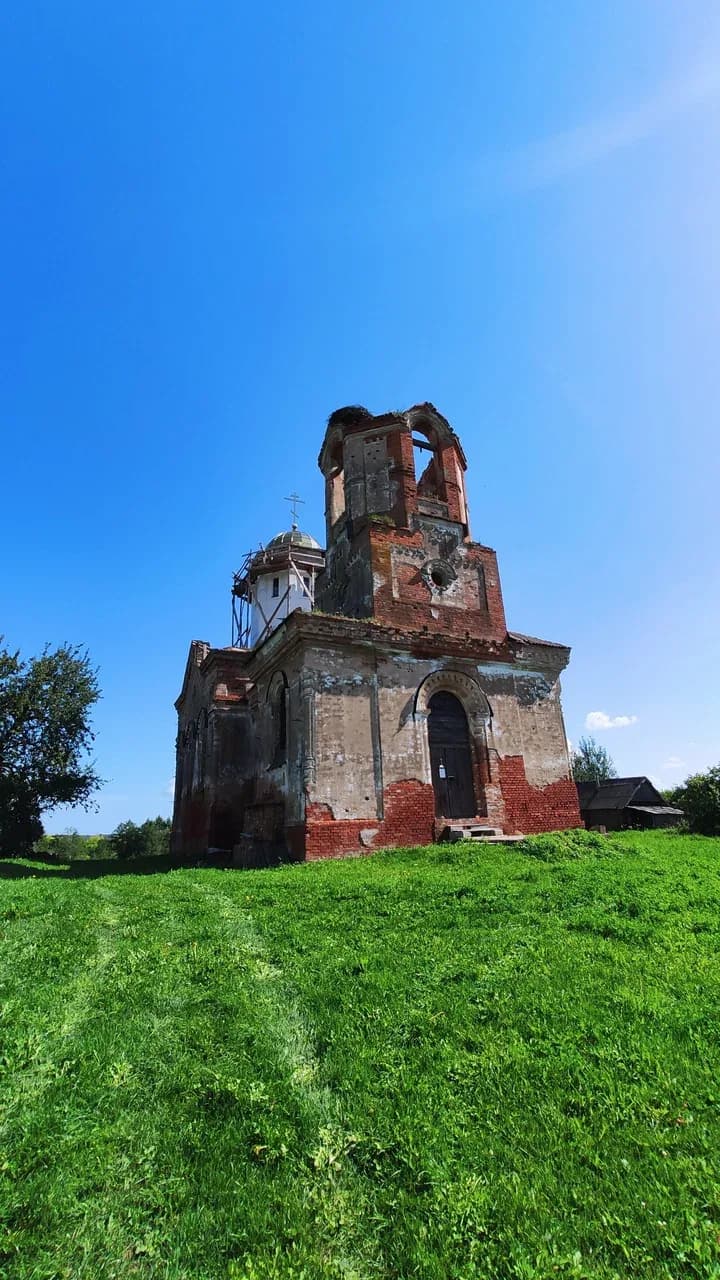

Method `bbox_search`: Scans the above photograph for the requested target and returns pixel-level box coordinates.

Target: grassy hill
[1,831,719,1279]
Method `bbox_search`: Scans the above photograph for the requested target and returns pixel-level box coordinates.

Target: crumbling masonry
[172,404,581,860]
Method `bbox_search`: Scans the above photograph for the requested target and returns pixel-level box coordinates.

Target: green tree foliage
[36,829,113,861]
[666,765,720,836]
[0,640,101,856]
[109,816,171,860]
[570,735,618,784]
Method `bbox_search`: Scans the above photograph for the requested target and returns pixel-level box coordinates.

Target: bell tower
[315,403,507,645]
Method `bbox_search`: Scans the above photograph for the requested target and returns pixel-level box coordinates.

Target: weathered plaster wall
[296,638,577,852]
[301,646,378,820]
[315,523,374,619]
[472,666,572,791]
[172,623,580,861]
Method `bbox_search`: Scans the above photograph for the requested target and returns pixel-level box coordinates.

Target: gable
[631,778,666,806]
[175,640,211,711]
[578,777,663,811]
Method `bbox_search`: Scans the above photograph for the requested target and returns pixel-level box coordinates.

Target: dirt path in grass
[192,878,384,1279]
[0,873,384,1279]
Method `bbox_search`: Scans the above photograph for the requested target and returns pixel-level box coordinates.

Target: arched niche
[406,409,469,526]
[427,690,476,818]
[319,426,348,530]
[267,670,289,766]
[411,423,445,503]
[405,406,464,456]
[414,669,492,729]
[326,436,346,526]
[415,670,494,819]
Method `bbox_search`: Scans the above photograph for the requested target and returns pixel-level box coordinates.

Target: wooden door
[428,691,476,818]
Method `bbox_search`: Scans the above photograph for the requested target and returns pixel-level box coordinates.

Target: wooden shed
[576,777,684,831]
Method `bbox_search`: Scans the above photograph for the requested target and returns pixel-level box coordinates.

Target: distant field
[1,830,719,1279]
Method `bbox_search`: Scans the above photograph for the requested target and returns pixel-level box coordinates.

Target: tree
[571,735,618,784]
[109,816,171,860]
[0,640,101,856]
[35,828,114,861]
[667,765,720,836]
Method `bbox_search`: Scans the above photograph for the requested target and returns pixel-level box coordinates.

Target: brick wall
[385,422,417,528]
[367,526,507,643]
[303,757,581,857]
[304,779,436,859]
[499,755,582,834]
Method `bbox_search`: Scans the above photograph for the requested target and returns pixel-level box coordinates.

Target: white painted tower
[232,525,325,650]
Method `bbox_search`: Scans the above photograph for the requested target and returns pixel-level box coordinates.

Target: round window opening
[423,558,456,592]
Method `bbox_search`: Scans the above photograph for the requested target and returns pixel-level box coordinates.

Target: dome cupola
[231,500,325,649]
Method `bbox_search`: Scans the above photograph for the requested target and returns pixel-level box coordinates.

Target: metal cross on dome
[284,492,305,530]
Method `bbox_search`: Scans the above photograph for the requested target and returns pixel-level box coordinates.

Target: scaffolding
[230,549,255,649]
[231,544,317,649]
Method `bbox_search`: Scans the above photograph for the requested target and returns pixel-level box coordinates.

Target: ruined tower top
[315,403,507,643]
[318,403,470,545]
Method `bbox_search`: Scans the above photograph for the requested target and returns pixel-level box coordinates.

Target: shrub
[668,765,720,836]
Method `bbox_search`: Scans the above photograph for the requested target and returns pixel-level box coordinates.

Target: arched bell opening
[407,408,469,530]
[325,436,346,530]
[427,691,480,820]
[267,670,289,768]
[411,422,446,505]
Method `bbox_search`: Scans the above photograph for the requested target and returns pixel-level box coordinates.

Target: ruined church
[172,404,581,860]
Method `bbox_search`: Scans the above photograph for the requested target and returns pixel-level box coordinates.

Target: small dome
[266,529,322,551]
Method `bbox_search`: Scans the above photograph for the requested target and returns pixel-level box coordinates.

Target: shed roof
[576,777,667,811]
[627,805,684,816]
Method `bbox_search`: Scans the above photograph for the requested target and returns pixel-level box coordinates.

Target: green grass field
[1,830,719,1280]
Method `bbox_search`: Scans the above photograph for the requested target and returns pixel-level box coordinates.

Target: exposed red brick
[499,755,582,834]
[365,525,508,643]
[305,779,436,859]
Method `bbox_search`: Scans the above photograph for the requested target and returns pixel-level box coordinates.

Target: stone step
[439,824,530,846]
[442,824,502,842]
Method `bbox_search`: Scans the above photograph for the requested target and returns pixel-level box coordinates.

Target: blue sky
[1,2,718,832]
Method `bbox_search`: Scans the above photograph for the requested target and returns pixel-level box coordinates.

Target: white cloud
[585,711,638,731]
[164,777,175,799]
[479,47,720,192]
[662,756,686,771]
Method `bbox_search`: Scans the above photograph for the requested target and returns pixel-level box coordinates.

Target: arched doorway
[428,691,477,818]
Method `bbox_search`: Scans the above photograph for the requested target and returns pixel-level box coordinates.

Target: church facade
[171,404,581,860]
